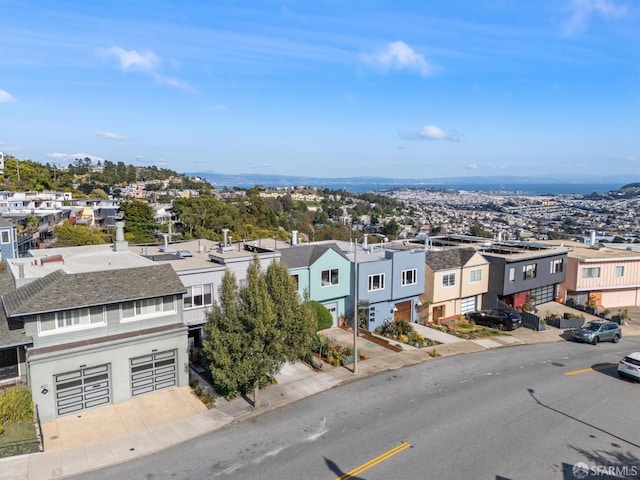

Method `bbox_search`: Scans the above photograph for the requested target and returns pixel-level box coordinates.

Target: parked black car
[466,309,523,331]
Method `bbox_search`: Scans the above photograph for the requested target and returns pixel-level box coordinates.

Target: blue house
[0,218,18,261]
[279,243,351,327]
[314,236,426,331]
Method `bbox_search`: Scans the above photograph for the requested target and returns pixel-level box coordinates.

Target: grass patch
[432,322,508,340]
[0,384,40,457]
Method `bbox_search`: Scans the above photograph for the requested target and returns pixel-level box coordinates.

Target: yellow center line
[564,364,618,376]
[337,441,412,480]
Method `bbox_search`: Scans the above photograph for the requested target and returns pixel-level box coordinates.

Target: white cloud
[563,0,627,35]
[365,41,431,76]
[467,164,478,170]
[0,90,16,103]
[47,152,105,163]
[400,124,459,141]
[101,46,160,71]
[152,73,190,90]
[96,130,126,140]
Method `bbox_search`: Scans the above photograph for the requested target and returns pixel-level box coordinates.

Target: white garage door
[460,296,477,314]
[130,350,177,397]
[54,364,111,417]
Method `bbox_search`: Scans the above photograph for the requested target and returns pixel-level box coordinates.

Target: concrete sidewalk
[2,310,640,479]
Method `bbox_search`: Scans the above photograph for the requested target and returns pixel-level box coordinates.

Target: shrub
[309,301,333,331]
[0,386,33,424]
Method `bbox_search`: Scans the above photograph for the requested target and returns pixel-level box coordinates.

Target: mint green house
[279,243,351,327]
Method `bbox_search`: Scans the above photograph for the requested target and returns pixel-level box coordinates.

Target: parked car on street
[567,321,621,345]
[618,352,640,382]
[466,309,522,331]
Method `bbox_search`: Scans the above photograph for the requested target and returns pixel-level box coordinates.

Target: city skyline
[1,1,639,179]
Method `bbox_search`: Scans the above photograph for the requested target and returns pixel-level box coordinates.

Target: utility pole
[353,237,358,374]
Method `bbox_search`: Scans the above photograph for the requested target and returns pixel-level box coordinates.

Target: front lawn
[0,385,40,457]
[375,320,438,348]
[431,321,507,340]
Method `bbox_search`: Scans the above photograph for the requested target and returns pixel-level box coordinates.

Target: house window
[523,264,537,280]
[39,306,105,334]
[469,269,482,283]
[581,267,601,279]
[0,231,9,244]
[442,273,455,287]
[615,266,625,278]
[508,268,515,283]
[122,296,175,321]
[184,284,213,310]
[291,274,299,290]
[550,259,563,274]
[368,273,385,291]
[402,268,417,286]
[321,269,339,286]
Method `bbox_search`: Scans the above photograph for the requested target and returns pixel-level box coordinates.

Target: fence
[494,300,544,331]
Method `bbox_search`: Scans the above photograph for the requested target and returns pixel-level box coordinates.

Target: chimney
[113,219,128,252]
[590,230,596,246]
[17,263,24,279]
[222,228,229,247]
[291,230,298,246]
[363,234,368,251]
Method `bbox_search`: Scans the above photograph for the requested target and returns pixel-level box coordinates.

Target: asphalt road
[75,336,640,480]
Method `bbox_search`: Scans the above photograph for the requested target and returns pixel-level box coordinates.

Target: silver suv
[568,321,621,345]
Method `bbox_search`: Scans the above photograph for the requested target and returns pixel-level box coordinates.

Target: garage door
[54,364,111,417]
[130,350,177,397]
[460,296,477,314]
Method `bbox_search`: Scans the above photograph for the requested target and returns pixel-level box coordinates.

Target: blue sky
[1,0,639,179]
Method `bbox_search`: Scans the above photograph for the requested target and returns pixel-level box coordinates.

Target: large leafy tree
[54,221,106,246]
[119,200,158,243]
[203,257,316,407]
[172,196,239,240]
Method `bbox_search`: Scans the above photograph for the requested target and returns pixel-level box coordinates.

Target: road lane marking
[564,364,618,376]
[336,441,412,480]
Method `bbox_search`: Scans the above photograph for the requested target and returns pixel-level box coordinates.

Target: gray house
[0,238,188,422]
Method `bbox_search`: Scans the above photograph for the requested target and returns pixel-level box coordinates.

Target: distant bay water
[195,173,624,196]
[339,182,623,195]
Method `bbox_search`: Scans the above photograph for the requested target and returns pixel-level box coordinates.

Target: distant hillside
[190,171,635,192]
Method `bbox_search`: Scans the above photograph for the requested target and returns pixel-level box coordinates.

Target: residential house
[426,235,570,310]
[133,229,281,350]
[0,224,189,422]
[421,247,490,323]
[0,218,18,260]
[547,240,640,309]
[278,238,352,327]
[318,235,424,331]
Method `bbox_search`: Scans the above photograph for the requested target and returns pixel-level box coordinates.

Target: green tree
[240,257,281,408]
[89,188,110,200]
[119,200,158,243]
[54,221,106,246]
[265,261,316,360]
[202,269,251,398]
[172,196,239,240]
[203,257,315,408]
